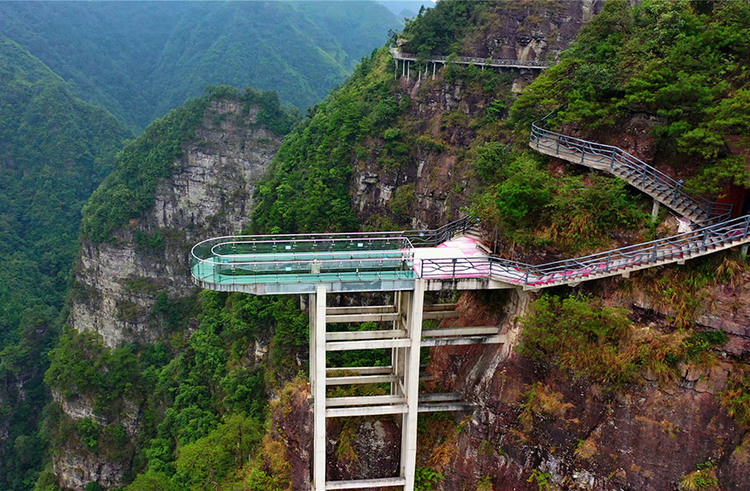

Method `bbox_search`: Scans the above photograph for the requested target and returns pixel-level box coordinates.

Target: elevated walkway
[530,122,731,223]
[390,47,547,81]
[190,125,750,490]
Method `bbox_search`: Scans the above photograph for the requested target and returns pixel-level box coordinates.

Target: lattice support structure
[308,280,501,490]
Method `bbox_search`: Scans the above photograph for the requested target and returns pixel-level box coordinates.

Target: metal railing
[190,217,479,286]
[530,122,732,223]
[390,47,548,69]
[491,214,750,287]
[403,216,479,247]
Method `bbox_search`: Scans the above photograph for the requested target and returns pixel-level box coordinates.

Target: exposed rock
[70,99,281,348]
[53,98,285,490]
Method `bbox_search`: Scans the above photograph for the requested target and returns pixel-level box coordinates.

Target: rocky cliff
[51,93,288,489]
[70,99,281,349]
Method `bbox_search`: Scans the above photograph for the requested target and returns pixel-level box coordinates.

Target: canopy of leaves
[399,0,487,57]
[0,1,401,130]
[251,48,404,234]
[0,36,128,490]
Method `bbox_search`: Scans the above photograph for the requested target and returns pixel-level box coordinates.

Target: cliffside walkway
[189,127,750,490]
[530,122,732,223]
[191,216,750,294]
[390,47,547,81]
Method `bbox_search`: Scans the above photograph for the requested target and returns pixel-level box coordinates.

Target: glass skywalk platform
[191,232,422,294]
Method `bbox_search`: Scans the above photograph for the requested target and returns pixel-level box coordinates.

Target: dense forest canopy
[0,1,401,130]
[0,36,129,489]
[512,0,750,194]
[0,3,402,489]
[5,0,750,489]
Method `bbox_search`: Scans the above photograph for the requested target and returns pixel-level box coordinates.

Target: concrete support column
[651,199,661,220]
[312,285,327,490]
[401,280,425,489]
[392,292,403,396]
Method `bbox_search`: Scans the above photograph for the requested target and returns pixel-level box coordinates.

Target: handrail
[530,122,732,223]
[191,216,478,264]
[491,214,750,287]
[390,47,548,69]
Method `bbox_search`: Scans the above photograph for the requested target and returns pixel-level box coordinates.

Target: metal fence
[390,47,548,69]
[530,123,732,223]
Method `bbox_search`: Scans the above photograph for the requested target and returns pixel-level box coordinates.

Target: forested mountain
[8,0,750,490]
[0,1,401,130]
[0,36,129,490]
[0,3,401,489]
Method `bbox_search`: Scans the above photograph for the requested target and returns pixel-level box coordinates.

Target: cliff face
[462,0,603,63]
[69,100,281,349]
[53,98,284,490]
[422,276,750,490]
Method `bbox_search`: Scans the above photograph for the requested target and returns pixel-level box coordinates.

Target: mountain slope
[0,1,401,129]
[0,36,129,490]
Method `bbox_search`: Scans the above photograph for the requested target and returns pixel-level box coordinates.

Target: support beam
[326,404,408,418]
[423,303,458,311]
[326,477,407,490]
[418,402,475,413]
[422,310,461,320]
[651,199,661,220]
[401,279,425,489]
[422,326,499,337]
[326,338,411,351]
[326,366,392,376]
[326,394,406,407]
[326,329,407,341]
[313,285,327,491]
[422,334,506,347]
[326,305,396,315]
[326,375,398,386]
[326,312,400,323]
[418,392,463,402]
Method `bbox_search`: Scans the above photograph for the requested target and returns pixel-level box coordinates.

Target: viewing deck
[191,215,750,295]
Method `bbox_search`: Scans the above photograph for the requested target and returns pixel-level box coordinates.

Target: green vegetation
[0,36,128,489]
[512,0,750,193]
[518,294,727,389]
[252,48,403,233]
[679,461,720,490]
[0,1,400,129]
[400,0,487,57]
[42,291,309,489]
[719,372,750,428]
[471,143,648,252]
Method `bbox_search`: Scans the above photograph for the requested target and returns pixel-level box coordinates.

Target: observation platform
[191,230,514,295]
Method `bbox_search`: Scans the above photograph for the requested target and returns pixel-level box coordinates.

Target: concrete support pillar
[407,61,410,80]
[432,62,436,80]
[401,280,425,488]
[651,199,660,220]
[312,285,327,490]
[741,244,749,256]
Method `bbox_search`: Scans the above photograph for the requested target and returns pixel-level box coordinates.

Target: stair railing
[530,122,732,223]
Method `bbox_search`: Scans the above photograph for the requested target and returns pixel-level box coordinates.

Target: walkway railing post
[605,251,611,273]
[744,218,749,238]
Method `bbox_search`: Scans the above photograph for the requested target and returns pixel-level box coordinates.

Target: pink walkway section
[411,237,491,279]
